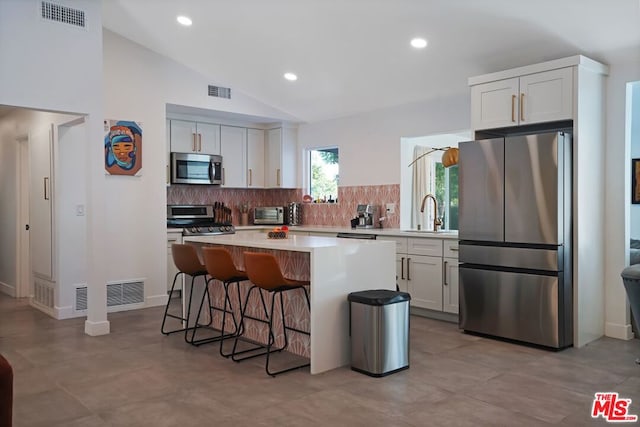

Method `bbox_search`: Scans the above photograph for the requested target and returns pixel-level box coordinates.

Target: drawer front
[408,238,442,257]
[443,240,459,259]
[378,236,408,254]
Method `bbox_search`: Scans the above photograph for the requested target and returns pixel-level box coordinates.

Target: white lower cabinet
[380,236,458,315]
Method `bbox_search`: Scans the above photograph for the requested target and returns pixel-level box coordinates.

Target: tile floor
[1,293,639,426]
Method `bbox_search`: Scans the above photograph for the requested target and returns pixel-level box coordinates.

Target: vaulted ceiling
[102,0,640,123]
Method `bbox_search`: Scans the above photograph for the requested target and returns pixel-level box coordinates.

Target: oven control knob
[208,226,215,232]
[224,226,231,232]
[191,226,199,233]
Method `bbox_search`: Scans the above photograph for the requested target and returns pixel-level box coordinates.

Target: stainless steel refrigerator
[458,132,572,348]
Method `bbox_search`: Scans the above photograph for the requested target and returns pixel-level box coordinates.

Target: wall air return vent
[41,1,86,28]
[75,286,88,311]
[208,85,231,99]
[74,280,144,313]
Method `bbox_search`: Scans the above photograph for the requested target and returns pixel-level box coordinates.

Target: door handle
[222,167,225,185]
[43,177,49,200]
[511,94,516,122]
[198,133,202,152]
[249,168,252,186]
[407,258,411,281]
[444,260,448,286]
[401,257,405,280]
[192,133,196,151]
[277,168,281,186]
[520,93,525,121]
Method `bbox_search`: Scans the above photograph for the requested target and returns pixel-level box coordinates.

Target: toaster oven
[253,206,284,225]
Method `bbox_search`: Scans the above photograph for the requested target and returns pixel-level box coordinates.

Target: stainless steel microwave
[171,152,222,185]
[253,206,284,225]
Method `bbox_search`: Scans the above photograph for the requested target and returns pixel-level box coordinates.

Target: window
[434,161,459,230]
[309,147,339,202]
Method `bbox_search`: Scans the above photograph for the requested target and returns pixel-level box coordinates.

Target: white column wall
[0,0,108,334]
[604,57,640,340]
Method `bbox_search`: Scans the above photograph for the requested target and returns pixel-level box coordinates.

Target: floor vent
[75,286,87,311]
[74,281,144,312]
[41,1,86,28]
[208,85,231,99]
[107,281,144,307]
[33,280,54,308]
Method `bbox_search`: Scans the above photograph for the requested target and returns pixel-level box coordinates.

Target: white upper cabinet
[247,128,265,188]
[471,67,573,130]
[170,119,221,155]
[265,127,297,188]
[220,126,247,188]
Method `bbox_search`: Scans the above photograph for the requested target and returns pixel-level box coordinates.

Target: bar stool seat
[161,243,210,341]
[189,246,248,351]
[233,251,311,377]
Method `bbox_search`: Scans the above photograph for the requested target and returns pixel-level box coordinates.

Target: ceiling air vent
[208,85,231,99]
[41,1,86,28]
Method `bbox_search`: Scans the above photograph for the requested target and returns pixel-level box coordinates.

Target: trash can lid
[348,289,411,305]
[621,265,640,280]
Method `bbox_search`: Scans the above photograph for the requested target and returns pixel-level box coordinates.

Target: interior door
[29,125,54,280]
[458,138,505,242]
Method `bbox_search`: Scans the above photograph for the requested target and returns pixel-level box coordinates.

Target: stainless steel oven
[171,152,222,185]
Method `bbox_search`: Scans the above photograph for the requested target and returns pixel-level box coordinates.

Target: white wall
[604,56,640,340]
[0,117,20,295]
[102,30,300,306]
[297,93,470,188]
[0,0,108,334]
[630,83,640,239]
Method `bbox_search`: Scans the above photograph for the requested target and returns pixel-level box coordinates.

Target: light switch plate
[386,203,395,214]
[76,204,85,216]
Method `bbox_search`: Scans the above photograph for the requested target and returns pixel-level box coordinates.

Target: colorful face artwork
[104,120,142,176]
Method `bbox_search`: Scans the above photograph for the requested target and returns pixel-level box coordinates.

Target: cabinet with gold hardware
[220,125,247,187]
[247,128,265,188]
[470,67,573,130]
[170,119,221,155]
[442,240,459,314]
[266,127,297,188]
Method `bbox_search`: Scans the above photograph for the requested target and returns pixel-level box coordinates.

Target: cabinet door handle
[249,168,253,186]
[277,168,281,186]
[511,94,516,122]
[222,167,225,185]
[449,247,459,252]
[43,177,49,200]
[407,257,411,281]
[400,257,405,280]
[192,133,196,151]
[198,133,202,152]
[444,260,448,286]
[520,93,525,121]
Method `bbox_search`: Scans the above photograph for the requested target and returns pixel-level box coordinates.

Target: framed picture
[104,119,143,176]
[633,158,640,204]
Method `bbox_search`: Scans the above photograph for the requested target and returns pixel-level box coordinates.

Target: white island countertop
[183,232,392,252]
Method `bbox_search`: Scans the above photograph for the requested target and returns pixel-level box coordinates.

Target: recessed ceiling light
[177,16,192,26]
[410,38,428,49]
[284,72,298,81]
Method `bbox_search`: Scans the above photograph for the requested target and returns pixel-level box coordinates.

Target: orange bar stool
[189,246,248,352]
[234,252,311,377]
[161,243,210,341]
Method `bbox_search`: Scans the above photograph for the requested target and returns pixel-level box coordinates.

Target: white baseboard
[55,305,82,320]
[146,293,169,307]
[84,319,110,336]
[0,281,16,297]
[605,322,634,340]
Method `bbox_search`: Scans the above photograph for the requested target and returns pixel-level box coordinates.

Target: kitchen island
[184,232,396,374]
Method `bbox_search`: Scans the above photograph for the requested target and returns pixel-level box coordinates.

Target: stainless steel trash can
[621,265,640,365]
[348,289,411,377]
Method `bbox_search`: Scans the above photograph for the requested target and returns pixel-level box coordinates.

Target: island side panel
[310,240,396,374]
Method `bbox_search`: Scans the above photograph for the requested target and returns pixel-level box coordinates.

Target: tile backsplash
[167,184,400,228]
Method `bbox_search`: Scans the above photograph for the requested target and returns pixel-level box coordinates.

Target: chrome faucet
[419,193,443,232]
